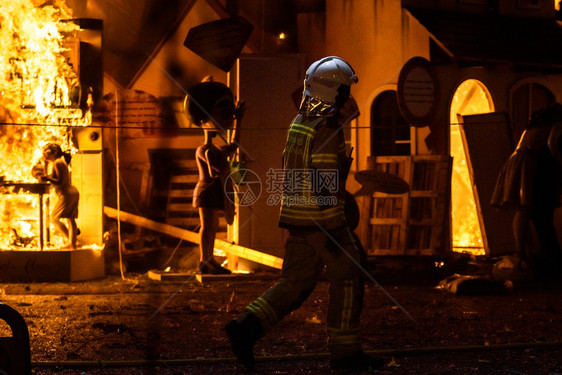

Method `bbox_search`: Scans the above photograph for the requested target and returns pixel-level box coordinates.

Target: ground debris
[0,273,559,374]
[437,273,513,295]
[91,322,137,338]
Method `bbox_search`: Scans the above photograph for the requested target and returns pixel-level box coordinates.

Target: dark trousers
[244,227,365,358]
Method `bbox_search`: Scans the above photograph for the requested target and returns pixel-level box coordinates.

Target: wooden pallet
[365,155,452,256]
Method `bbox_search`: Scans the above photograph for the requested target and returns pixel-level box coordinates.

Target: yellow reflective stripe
[282,203,343,211]
[280,206,344,219]
[341,280,353,330]
[288,123,316,168]
[291,123,316,135]
[327,334,360,346]
[280,210,344,220]
[246,304,263,319]
[247,297,278,332]
[254,297,278,328]
[290,128,313,137]
[303,132,312,168]
[246,304,269,331]
[280,208,343,217]
[280,213,342,221]
[327,327,360,346]
[311,154,338,164]
[311,153,337,160]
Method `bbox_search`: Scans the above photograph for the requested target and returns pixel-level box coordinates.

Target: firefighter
[225,56,385,372]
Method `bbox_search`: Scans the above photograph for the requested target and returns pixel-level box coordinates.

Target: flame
[0,0,88,182]
[450,79,493,256]
[0,0,90,250]
[1,194,40,249]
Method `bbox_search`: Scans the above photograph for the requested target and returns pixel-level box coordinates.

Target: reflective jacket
[278,114,350,229]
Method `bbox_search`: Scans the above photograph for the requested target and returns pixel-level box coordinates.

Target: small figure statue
[34,143,79,249]
[492,103,562,280]
[184,79,245,275]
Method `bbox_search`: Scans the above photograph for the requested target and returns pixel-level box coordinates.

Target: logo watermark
[225,167,340,207]
[224,168,262,206]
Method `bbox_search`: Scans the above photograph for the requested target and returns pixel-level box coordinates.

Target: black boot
[225,312,262,369]
[199,261,231,275]
[330,350,385,372]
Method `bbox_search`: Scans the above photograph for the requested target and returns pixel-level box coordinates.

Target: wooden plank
[168,189,195,197]
[410,155,451,255]
[174,160,198,169]
[147,269,257,282]
[152,189,172,197]
[170,175,199,183]
[371,249,402,256]
[166,203,198,211]
[165,217,201,228]
[104,207,283,269]
[410,191,438,198]
[405,249,436,256]
[370,218,406,225]
[366,155,411,255]
[458,113,515,256]
[369,224,404,255]
[372,196,405,218]
[366,155,451,256]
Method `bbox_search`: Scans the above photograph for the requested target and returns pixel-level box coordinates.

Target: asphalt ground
[1,257,562,374]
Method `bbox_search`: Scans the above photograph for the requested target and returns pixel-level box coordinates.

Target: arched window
[370,90,410,156]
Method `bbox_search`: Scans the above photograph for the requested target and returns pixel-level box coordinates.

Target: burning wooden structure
[4,0,562,281]
[0,1,104,282]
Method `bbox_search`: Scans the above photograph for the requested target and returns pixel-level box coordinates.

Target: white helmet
[303,56,358,104]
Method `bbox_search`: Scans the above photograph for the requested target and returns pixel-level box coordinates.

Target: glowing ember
[0,0,90,250]
[1,195,39,248]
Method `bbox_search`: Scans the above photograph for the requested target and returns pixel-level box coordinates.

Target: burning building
[0,0,104,281]
[81,0,562,269]
[3,0,562,280]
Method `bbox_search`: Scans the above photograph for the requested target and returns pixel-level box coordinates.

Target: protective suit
[225,57,384,372]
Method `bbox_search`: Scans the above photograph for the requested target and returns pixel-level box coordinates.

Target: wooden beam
[103,207,283,269]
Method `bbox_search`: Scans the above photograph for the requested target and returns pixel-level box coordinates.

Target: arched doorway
[450,79,494,255]
[371,90,411,156]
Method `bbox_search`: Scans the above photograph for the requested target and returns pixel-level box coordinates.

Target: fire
[0,0,90,250]
[450,79,493,256]
[0,0,87,181]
